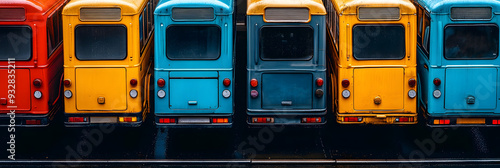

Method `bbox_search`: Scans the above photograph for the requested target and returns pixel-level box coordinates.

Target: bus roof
[247,0,326,15]
[330,0,415,15]
[416,0,500,14]
[155,0,233,15]
[0,0,64,14]
[62,0,146,16]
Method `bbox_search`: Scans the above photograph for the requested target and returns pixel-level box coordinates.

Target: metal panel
[451,7,492,20]
[264,8,309,22]
[172,8,214,20]
[169,78,218,110]
[445,68,497,110]
[80,8,121,21]
[261,74,312,109]
[353,68,404,110]
[358,7,400,20]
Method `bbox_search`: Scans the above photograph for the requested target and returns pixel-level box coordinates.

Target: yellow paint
[63,0,153,123]
[325,0,417,124]
[456,118,485,125]
[354,68,404,110]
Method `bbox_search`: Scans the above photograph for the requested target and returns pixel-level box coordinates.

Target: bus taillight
[433,78,441,86]
[64,79,71,87]
[68,117,87,122]
[119,117,137,122]
[301,117,321,123]
[159,118,176,123]
[493,120,500,125]
[33,79,42,87]
[212,118,229,123]
[344,117,362,122]
[130,79,137,86]
[157,78,165,87]
[395,117,414,122]
[25,119,41,125]
[316,78,324,86]
[223,78,231,86]
[250,78,258,87]
[342,79,350,88]
[433,119,450,125]
[408,78,416,87]
[252,117,274,123]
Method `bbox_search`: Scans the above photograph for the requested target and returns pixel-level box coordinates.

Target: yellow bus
[62,0,156,127]
[324,0,418,124]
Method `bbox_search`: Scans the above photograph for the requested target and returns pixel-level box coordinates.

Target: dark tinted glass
[0,26,32,61]
[352,25,405,60]
[75,25,127,60]
[166,26,221,59]
[444,25,498,59]
[260,27,314,60]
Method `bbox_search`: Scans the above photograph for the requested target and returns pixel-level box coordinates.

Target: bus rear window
[260,27,314,60]
[166,26,221,60]
[444,25,498,59]
[0,26,32,61]
[75,25,127,60]
[352,25,405,60]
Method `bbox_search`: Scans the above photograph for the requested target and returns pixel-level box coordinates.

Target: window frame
[351,24,406,60]
[0,25,33,61]
[74,24,128,61]
[443,23,499,60]
[258,25,315,61]
[165,24,222,60]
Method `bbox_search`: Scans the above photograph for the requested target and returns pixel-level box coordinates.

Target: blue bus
[415,0,500,126]
[153,0,235,127]
[246,0,327,125]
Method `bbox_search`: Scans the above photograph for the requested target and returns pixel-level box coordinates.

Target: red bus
[0,0,66,126]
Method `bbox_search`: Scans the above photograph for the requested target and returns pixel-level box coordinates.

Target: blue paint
[416,0,500,125]
[154,0,234,127]
[246,15,327,125]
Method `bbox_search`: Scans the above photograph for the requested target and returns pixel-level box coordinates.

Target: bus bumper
[336,113,418,125]
[0,105,60,127]
[64,111,143,127]
[155,114,233,128]
[246,109,327,126]
[425,114,500,127]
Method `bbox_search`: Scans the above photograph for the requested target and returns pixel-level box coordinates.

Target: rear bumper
[246,109,327,126]
[425,114,500,127]
[336,113,417,125]
[0,105,60,127]
[64,111,144,127]
[155,113,233,128]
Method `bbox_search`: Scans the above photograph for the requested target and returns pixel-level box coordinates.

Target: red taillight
[316,78,324,87]
[493,120,499,125]
[33,79,42,87]
[252,117,274,123]
[212,118,229,123]
[157,78,165,87]
[25,119,41,125]
[408,78,416,87]
[302,117,322,123]
[343,117,361,122]
[433,78,441,86]
[396,117,414,122]
[64,79,71,87]
[342,79,350,88]
[250,78,258,87]
[130,79,138,86]
[223,78,231,87]
[159,118,176,123]
[434,119,450,125]
[68,117,86,122]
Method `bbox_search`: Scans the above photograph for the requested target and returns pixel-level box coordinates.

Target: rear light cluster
[157,78,166,98]
[212,118,229,123]
[129,79,138,98]
[68,117,88,122]
[433,78,442,98]
[119,117,137,122]
[130,79,137,86]
[250,78,258,98]
[433,119,450,125]
[344,117,362,122]
[493,120,500,125]
[159,118,176,123]
[408,78,416,99]
[341,79,350,98]
[25,119,41,125]
[222,78,231,98]
[315,78,324,98]
[395,117,414,122]
[64,79,72,99]
[302,117,322,123]
[252,117,274,123]
[33,79,43,99]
